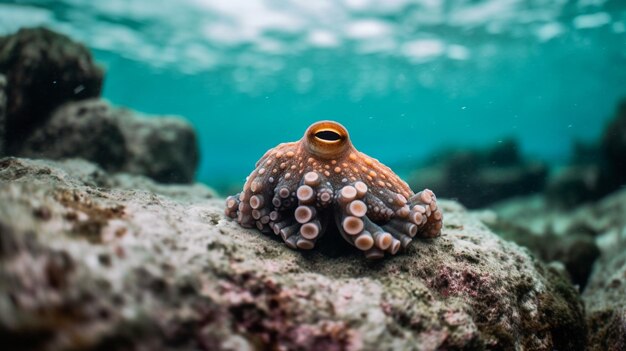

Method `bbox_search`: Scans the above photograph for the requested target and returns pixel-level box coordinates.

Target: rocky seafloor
[1,27,625,350]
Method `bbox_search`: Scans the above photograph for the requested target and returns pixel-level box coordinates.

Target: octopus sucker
[226,120,443,259]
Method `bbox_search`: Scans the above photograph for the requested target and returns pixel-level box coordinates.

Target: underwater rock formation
[601,98,626,188]
[408,139,548,209]
[547,98,626,208]
[0,74,6,157]
[489,188,626,350]
[112,106,199,184]
[0,156,586,350]
[226,121,442,259]
[0,27,104,153]
[16,98,199,183]
[18,98,128,171]
[0,28,199,184]
[584,242,626,351]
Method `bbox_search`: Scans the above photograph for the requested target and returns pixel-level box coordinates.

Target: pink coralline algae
[225,121,443,259]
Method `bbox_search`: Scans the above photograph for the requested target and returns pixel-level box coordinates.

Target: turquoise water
[1,0,625,188]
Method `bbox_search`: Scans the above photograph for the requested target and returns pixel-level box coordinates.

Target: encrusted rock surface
[489,189,626,350]
[0,157,586,350]
[583,242,626,351]
[0,27,104,152]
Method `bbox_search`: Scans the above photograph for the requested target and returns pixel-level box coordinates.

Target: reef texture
[489,188,626,350]
[0,27,104,153]
[584,241,626,351]
[0,27,199,184]
[0,157,585,351]
[408,139,547,209]
[226,121,443,259]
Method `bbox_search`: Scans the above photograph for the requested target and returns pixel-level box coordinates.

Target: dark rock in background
[16,98,199,183]
[112,107,199,184]
[0,74,6,157]
[18,99,128,171]
[546,99,626,209]
[0,27,104,153]
[0,157,587,351]
[408,139,548,209]
[0,27,199,184]
[602,99,626,187]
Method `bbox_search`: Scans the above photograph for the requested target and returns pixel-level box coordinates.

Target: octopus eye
[315,130,342,142]
[304,120,351,159]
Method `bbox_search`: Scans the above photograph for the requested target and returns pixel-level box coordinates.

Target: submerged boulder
[16,98,199,183]
[0,27,104,152]
[0,157,585,350]
[18,99,127,171]
[0,74,6,157]
[0,28,199,184]
[408,139,548,209]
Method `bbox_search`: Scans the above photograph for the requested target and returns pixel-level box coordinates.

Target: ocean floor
[1,27,625,351]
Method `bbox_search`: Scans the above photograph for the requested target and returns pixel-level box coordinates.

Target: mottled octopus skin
[225,120,443,259]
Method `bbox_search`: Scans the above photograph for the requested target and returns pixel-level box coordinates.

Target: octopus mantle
[226,121,442,259]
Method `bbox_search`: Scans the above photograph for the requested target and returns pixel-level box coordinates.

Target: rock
[408,139,548,209]
[547,98,626,209]
[0,74,6,157]
[16,98,199,183]
[112,107,199,184]
[0,27,104,153]
[602,98,626,186]
[17,99,127,172]
[485,216,600,289]
[0,157,586,350]
[583,230,626,351]
[545,164,612,209]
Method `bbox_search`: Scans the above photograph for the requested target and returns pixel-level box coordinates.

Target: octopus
[225,121,443,259]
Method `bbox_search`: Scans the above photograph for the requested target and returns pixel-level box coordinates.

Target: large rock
[584,244,626,351]
[546,98,626,209]
[408,139,548,209]
[17,99,127,171]
[602,98,626,186]
[112,107,199,184]
[17,99,199,183]
[0,157,586,350]
[0,27,104,152]
[0,74,6,157]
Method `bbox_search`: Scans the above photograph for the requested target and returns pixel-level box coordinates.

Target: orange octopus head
[302,120,352,159]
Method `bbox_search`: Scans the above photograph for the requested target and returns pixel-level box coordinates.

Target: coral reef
[0,27,103,153]
[226,121,443,258]
[0,156,586,350]
[408,139,547,209]
[0,27,199,184]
